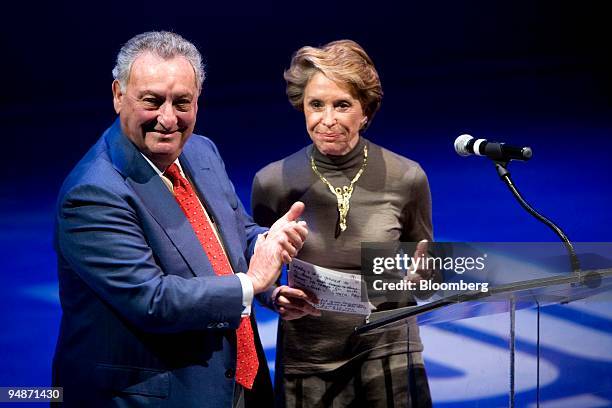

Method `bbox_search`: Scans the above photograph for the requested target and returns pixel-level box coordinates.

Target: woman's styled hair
[284,40,383,126]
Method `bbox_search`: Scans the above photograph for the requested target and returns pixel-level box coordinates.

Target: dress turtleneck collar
[310,137,368,171]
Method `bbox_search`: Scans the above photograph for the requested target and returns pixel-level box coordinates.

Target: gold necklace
[310,145,368,232]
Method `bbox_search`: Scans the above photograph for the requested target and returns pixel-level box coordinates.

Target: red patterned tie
[164,163,259,389]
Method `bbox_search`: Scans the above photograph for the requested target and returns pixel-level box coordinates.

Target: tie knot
[164,163,185,188]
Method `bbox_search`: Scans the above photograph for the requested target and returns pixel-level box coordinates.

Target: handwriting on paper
[288,259,371,315]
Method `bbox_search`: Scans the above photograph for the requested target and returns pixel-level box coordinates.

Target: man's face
[112,52,199,170]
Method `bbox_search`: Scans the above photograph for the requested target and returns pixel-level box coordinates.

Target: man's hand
[266,202,309,263]
[272,285,321,320]
[247,202,308,294]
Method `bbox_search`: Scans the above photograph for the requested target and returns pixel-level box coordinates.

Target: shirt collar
[139,153,185,177]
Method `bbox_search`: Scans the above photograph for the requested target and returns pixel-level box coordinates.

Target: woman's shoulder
[254,145,311,183]
[368,140,426,178]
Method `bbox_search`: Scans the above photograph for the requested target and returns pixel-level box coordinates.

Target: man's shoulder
[181,133,228,171]
[184,133,217,154]
[57,126,132,206]
[60,138,112,187]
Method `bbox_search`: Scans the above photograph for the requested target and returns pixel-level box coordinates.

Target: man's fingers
[274,225,307,263]
[278,221,308,252]
[281,201,305,223]
[275,286,321,317]
[278,307,304,321]
[273,285,322,319]
[280,221,308,243]
[279,225,305,249]
[276,296,305,310]
[293,222,308,241]
[280,250,293,264]
[277,296,321,316]
[268,204,308,253]
[279,287,319,304]
[254,233,265,252]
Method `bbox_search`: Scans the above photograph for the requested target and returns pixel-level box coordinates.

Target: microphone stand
[494,160,581,273]
[494,159,582,408]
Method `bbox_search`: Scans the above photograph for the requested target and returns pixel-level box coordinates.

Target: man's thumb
[282,201,305,222]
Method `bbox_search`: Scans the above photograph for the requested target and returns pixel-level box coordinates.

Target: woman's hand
[405,239,433,283]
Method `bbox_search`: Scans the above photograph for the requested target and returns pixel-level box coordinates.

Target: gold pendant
[310,145,368,234]
[334,186,353,231]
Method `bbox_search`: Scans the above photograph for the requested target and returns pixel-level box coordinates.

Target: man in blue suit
[52,31,313,407]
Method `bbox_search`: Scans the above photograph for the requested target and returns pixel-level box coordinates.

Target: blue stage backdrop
[1,2,610,406]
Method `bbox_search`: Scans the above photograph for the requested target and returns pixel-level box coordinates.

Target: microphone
[454,134,533,161]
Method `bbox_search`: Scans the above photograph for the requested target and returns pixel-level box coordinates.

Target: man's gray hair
[112,31,205,92]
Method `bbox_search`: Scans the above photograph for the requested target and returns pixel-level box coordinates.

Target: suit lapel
[180,145,243,273]
[105,119,214,277]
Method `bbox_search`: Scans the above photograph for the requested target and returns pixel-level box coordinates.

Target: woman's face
[303,72,367,156]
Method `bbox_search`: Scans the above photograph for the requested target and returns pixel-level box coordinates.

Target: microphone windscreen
[454,134,474,156]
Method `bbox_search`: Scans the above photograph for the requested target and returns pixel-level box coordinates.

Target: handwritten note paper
[288,259,371,315]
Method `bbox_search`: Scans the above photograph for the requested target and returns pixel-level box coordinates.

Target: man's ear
[112,80,123,114]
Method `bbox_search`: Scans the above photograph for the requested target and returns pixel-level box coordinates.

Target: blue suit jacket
[53,119,272,407]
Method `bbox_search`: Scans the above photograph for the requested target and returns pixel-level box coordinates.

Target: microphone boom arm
[494,160,581,273]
